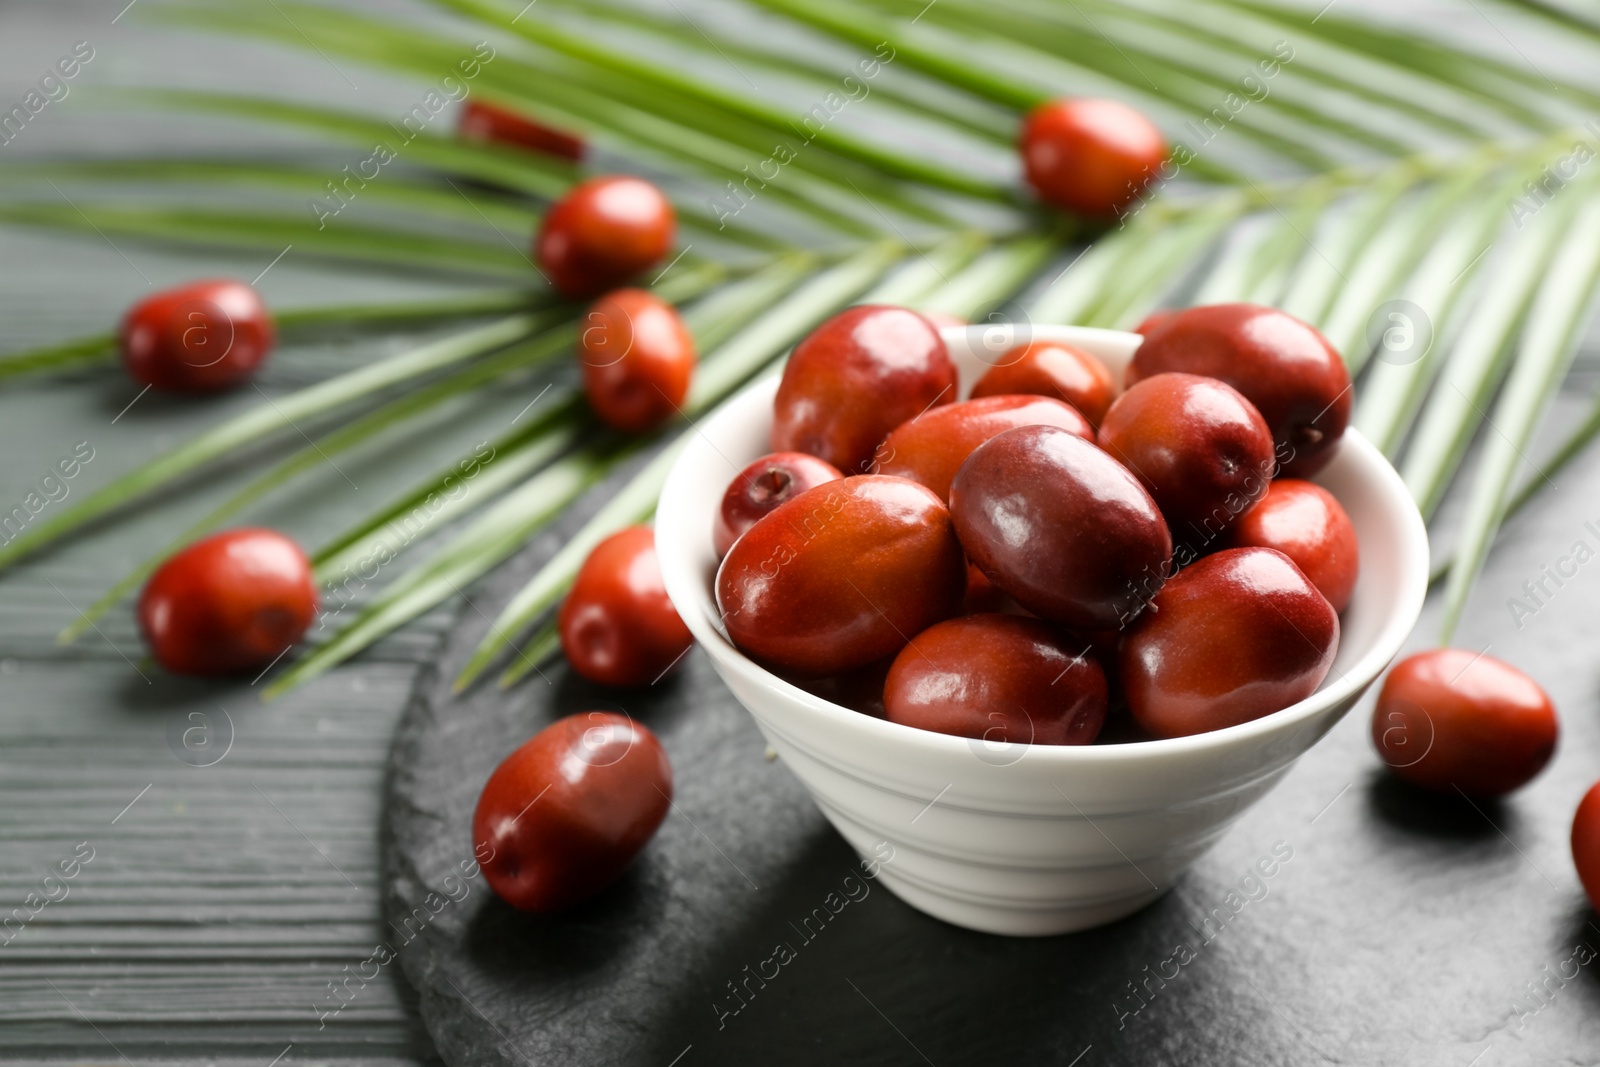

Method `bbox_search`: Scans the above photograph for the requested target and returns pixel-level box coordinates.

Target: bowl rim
[656,323,1431,767]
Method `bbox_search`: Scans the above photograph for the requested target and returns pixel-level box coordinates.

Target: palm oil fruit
[559,526,693,687]
[878,394,1093,500]
[1572,782,1600,911]
[949,424,1172,631]
[1097,372,1274,551]
[137,527,317,676]
[1130,303,1351,478]
[716,476,965,676]
[458,98,585,161]
[535,176,675,299]
[770,305,956,473]
[1372,649,1557,797]
[119,279,275,393]
[970,340,1116,426]
[1120,547,1338,739]
[713,451,843,558]
[1228,478,1358,613]
[1019,97,1167,218]
[884,614,1108,746]
[474,712,671,913]
[579,288,696,433]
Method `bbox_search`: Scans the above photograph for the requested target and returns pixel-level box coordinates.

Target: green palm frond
[5,0,1600,693]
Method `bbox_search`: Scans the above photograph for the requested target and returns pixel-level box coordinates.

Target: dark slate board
[384,417,1600,1067]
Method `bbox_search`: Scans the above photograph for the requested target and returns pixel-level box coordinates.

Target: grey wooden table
[4,1,1600,1064]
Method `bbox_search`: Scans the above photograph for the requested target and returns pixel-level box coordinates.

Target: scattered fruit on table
[1228,478,1359,613]
[120,278,275,392]
[1098,371,1274,552]
[770,304,956,473]
[1019,97,1167,218]
[950,424,1172,631]
[878,394,1092,500]
[884,614,1107,746]
[970,339,1116,426]
[579,288,696,433]
[535,175,675,298]
[1572,781,1600,911]
[458,98,585,161]
[1131,303,1351,478]
[474,712,671,913]
[1372,649,1558,796]
[713,451,842,558]
[1122,547,1339,740]
[715,475,965,677]
[559,526,692,687]
[137,527,316,676]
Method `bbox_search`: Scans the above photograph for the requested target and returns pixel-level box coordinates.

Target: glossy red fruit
[458,98,585,161]
[1098,372,1275,551]
[137,528,316,676]
[1130,303,1351,478]
[559,526,693,687]
[970,340,1116,427]
[949,425,1172,631]
[885,614,1107,746]
[535,176,675,299]
[579,289,696,433]
[771,305,957,473]
[1228,478,1358,613]
[716,476,965,676]
[1019,98,1167,218]
[474,712,671,913]
[1372,649,1557,797]
[962,561,1009,615]
[878,394,1093,500]
[1121,547,1338,739]
[1573,782,1600,911]
[119,279,275,393]
[713,451,843,558]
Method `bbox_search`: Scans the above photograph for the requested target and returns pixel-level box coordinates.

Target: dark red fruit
[579,288,696,433]
[119,279,275,393]
[535,176,675,299]
[1573,782,1600,911]
[771,305,956,473]
[970,340,1116,427]
[458,98,585,161]
[885,614,1107,746]
[878,394,1093,500]
[137,527,316,676]
[1133,309,1176,336]
[949,425,1172,631]
[559,526,693,687]
[474,712,671,913]
[1121,547,1338,739]
[716,476,965,676]
[1372,649,1557,797]
[1019,98,1167,218]
[1098,372,1274,551]
[713,451,842,558]
[1228,478,1358,613]
[1130,304,1351,478]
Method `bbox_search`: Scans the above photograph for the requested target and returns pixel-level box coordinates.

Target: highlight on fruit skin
[1371,648,1557,797]
[1018,97,1168,219]
[137,527,318,676]
[457,98,585,161]
[578,288,696,433]
[119,278,276,393]
[534,175,676,299]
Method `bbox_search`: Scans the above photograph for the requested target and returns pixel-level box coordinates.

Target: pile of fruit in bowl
[713,301,1357,745]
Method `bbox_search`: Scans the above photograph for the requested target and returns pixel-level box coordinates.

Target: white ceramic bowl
[656,324,1429,936]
